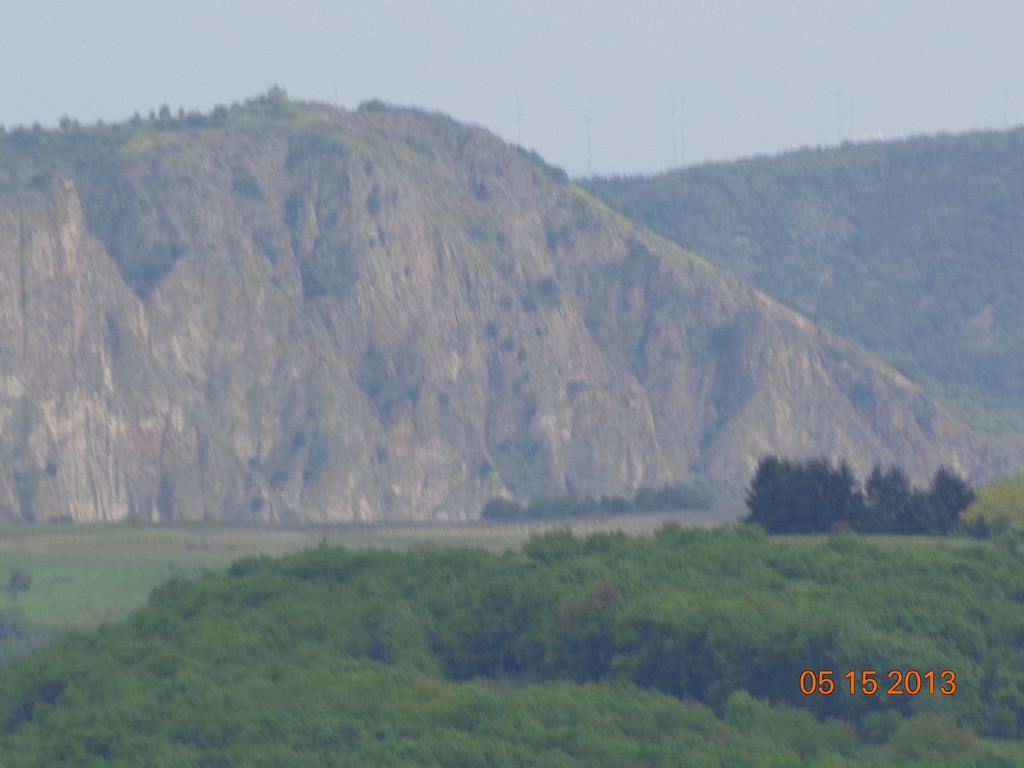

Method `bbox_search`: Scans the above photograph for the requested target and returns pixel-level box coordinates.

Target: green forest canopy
[1,526,1022,766]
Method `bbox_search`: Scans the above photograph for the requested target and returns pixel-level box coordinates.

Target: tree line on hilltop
[481,482,712,520]
[747,455,975,535]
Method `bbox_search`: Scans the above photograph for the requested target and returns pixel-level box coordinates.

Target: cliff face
[0,181,256,522]
[584,131,1024,419]
[0,101,1018,522]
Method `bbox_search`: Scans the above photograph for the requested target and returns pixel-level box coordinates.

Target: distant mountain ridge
[0,93,1018,523]
[585,128,1024,431]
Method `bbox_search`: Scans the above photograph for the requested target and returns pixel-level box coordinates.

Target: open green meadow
[0,525,319,629]
[964,472,1024,533]
[0,509,730,632]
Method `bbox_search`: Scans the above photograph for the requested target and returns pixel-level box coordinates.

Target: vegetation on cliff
[0,91,1018,523]
[481,482,711,520]
[586,129,1024,431]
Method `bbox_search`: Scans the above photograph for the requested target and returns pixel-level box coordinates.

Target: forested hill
[585,129,1024,430]
[1,527,1023,765]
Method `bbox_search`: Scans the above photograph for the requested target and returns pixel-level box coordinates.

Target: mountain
[584,129,1024,431]
[0,92,1018,523]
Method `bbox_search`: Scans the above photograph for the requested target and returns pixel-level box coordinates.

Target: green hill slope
[965,473,1024,533]
[585,129,1024,431]
[1,528,1022,765]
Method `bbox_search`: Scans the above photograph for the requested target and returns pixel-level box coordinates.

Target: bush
[481,498,526,520]
[481,483,711,521]
[7,570,31,594]
[633,484,713,512]
[885,716,977,761]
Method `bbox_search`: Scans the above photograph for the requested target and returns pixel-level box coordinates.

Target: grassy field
[964,472,1024,532]
[0,525,316,629]
[0,509,730,632]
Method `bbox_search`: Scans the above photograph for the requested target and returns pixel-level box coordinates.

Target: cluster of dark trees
[747,455,975,534]
[482,483,712,520]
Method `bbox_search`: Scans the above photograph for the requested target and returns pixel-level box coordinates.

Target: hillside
[1,528,1022,765]
[585,129,1024,431]
[0,92,1020,523]
[964,473,1024,533]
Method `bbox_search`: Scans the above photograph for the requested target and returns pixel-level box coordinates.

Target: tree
[747,455,789,532]
[859,465,913,533]
[750,456,974,535]
[257,85,293,117]
[481,497,525,520]
[818,459,864,531]
[926,468,975,534]
[544,583,623,680]
[747,455,864,533]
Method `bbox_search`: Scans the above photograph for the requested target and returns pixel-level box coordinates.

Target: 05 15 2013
[799,669,957,696]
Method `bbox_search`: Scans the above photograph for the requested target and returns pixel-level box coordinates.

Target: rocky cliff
[0,96,1018,522]
[585,130,1024,423]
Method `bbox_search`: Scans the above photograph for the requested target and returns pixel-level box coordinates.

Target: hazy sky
[4,1,1023,176]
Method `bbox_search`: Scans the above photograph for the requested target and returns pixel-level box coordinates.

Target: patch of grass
[0,526,315,629]
[965,473,1024,533]
[0,513,731,633]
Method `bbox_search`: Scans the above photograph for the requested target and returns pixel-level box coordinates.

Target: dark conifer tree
[926,467,975,534]
[859,465,913,533]
[747,455,788,532]
[748,456,972,535]
[748,456,864,533]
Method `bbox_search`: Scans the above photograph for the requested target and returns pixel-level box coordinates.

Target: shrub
[481,482,711,521]
[7,570,31,594]
[481,498,526,520]
[633,483,712,511]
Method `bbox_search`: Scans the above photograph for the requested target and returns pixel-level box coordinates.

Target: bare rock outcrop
[0,101,1017,522]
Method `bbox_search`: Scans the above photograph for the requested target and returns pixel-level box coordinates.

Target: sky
[3,0,1023,176]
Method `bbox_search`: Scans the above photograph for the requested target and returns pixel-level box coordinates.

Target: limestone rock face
[0,103,1018,522]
